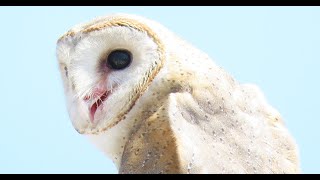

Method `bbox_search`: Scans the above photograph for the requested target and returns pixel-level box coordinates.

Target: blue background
[0,7,319,173]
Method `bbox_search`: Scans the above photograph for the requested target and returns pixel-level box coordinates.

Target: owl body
[56,14,300,173]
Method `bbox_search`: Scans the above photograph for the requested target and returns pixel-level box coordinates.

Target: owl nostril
[83,88,107,102]
[83,96,90,101]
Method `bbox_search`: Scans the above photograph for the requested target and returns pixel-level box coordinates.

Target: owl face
[56,15,165,134]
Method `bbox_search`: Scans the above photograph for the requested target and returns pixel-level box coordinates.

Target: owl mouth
[89,91,110,123]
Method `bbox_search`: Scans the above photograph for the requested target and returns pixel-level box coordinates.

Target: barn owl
[56,13,300,174]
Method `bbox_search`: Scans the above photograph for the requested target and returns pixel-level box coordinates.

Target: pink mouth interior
[90,91,109,123]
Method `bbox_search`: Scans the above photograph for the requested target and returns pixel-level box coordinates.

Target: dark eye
[106,49,132,70]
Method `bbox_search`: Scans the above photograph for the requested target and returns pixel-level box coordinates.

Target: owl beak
[90,91,109,123]
[84,90,109,123]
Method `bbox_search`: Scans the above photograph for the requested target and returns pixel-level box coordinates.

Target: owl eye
[106,49,132,70]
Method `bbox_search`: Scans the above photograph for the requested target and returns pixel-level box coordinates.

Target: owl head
[56,14,169,135]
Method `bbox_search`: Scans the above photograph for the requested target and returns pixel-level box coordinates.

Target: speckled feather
[56,13,300,174]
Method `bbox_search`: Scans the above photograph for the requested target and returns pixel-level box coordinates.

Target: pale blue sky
[0,7,319,174]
